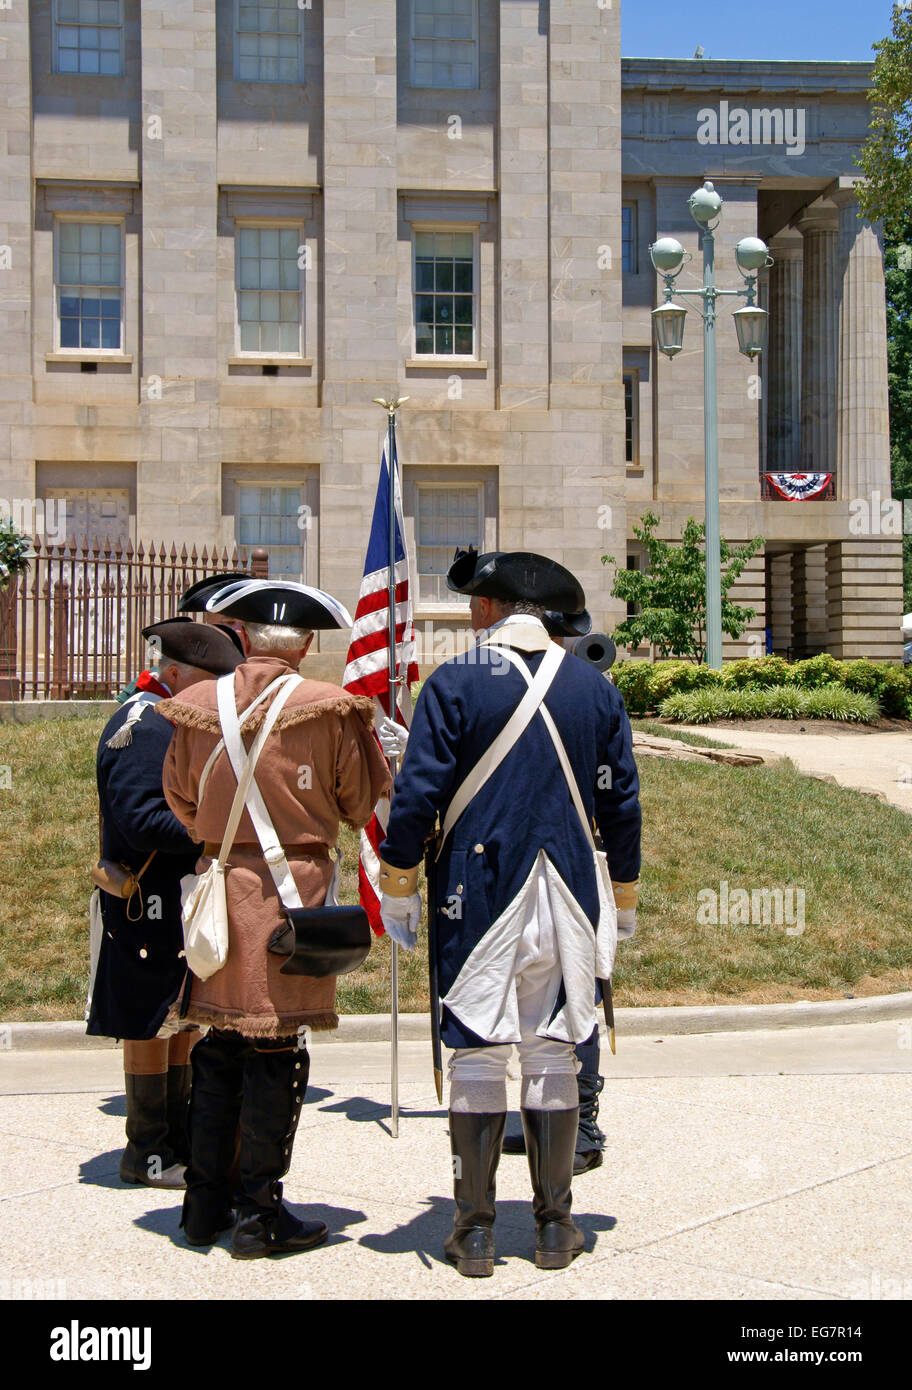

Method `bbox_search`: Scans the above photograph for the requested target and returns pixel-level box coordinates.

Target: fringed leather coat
[158,656,391,1038]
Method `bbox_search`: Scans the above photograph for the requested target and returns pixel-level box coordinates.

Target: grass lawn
[1,714,910,1021]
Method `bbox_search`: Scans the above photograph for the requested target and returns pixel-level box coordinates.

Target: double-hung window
[410,0,478,89]
[56,221,123,351]
[236,0,302,83]
[54,0,123,76]
[236,227,302,355]
[414,230,476,358]
[236,485,305,581]
[415,483,483,605]
[623,371,639,466]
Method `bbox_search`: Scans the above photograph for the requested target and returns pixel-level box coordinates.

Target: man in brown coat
[158,579,390,1259]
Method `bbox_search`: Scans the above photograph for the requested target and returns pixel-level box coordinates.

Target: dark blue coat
[380,635,641,1048]
[86,693,199,1040]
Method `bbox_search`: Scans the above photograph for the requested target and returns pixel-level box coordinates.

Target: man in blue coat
[378,549,641,1277]
[87,618,243,1188]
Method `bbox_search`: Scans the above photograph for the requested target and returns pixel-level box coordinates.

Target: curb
[3,991,911,1051]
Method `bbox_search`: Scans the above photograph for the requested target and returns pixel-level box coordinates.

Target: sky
[621,0,897,63]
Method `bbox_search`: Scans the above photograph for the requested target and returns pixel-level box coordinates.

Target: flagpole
[373,394,408,1138]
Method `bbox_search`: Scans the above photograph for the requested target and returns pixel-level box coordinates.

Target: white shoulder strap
[492,647,597,852]
[217,671,306,911]
[438,641,566,854]
[198,679,282,800]
[211,672,302,871]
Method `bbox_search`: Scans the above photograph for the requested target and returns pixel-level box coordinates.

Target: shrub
[790,654,843,688]
[659,683,880,725]
[720,656,792,688]
[612,661,653,715]
[839,660,910,717]
[649,660,722,706]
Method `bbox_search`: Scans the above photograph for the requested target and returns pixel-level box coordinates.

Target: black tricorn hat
[204,578,353,630]
[542,608,593,639]
[141,617,243,676]
[178,571,250,614]
[447,547,585,613]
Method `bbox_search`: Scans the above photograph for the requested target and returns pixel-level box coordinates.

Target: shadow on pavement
[97,1092,126,1118]
[359,1195,617,1269]
[132,1201,369,1253]
[78,1149,124,1185]
[316,1095,445,1131]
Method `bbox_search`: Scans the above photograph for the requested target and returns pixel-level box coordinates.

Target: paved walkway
[2,1022,910,1300]
[676,724,912,813]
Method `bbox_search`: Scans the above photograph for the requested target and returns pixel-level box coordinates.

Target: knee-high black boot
[522,1107,585,1270]
[574,1027,605,1175]
[166,1064,193,1166]
[230,1039,328,1260]
[180,1030,244,1246]
[120,1073,186,1189]
[444,1112,506,1278]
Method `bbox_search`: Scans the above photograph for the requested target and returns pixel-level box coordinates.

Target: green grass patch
[1,716,910,1017]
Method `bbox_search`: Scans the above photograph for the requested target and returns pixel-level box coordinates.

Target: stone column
[724,546,766,660]
[795,204,839,475]
[765,231,803,474]
[497,0,549,411]
[766,553,794,657]
[139,0,219,536]
[791,546,828,658]
[832,188,892,502]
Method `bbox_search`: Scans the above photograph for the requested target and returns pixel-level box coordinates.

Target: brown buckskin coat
[157,655,391,1038]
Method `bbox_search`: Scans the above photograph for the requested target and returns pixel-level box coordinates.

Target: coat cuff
[378,859,420,897]
[612,878,639,911]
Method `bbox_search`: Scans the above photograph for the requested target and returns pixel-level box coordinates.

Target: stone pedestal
[826,539,904,661]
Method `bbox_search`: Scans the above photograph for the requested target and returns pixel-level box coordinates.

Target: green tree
[856,4,912,236]
[603,511,765,664]
[885,217,912,609]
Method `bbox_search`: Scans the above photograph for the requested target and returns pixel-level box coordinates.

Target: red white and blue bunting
[764,472,833,501]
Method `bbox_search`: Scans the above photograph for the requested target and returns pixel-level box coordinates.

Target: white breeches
[448,902,580,1083]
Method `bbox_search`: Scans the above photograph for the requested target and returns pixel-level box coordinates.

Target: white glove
[377,717,410,761]
[617,908,637,941]
[380,893,421,951]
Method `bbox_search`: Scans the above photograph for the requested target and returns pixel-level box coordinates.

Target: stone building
[0,1,901,679]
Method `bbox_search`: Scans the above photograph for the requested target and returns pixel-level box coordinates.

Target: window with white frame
[56,221,123,350]
[410,0,478,89]
[415,483,483,605]
[235,0,302,83]
[414,230,476,357]
[236,227,302,354]
[54,0,123,76]
[236,485,305,580]
[622,203,638,275]
[623,370,639,466]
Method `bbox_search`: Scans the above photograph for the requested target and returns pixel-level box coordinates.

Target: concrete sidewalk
[2,1021,911,1301]
[676,723,912,813]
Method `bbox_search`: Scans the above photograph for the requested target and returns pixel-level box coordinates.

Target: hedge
[613,656,911,720]
[658,684,881,725]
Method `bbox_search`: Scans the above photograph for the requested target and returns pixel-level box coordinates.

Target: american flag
[342,431,419,933]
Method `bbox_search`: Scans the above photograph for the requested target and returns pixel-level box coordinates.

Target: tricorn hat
[177,571,250,614]
[204,578,353,630]
[447,547,585,613]
[141,617,243,676]
[542,608,593,639]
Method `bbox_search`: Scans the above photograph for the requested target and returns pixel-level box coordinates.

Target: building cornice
[621,57,874,95]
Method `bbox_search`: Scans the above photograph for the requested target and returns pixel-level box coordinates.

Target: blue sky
[622,0,896,63]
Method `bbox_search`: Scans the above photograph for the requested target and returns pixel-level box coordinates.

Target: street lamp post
[649,181,772,669]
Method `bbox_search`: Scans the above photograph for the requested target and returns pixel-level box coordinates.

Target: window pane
[415,260,434,292]
[435,325,453,353]
[454,326,473,354]
[415,324,433,354]
[100,317,121,349]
